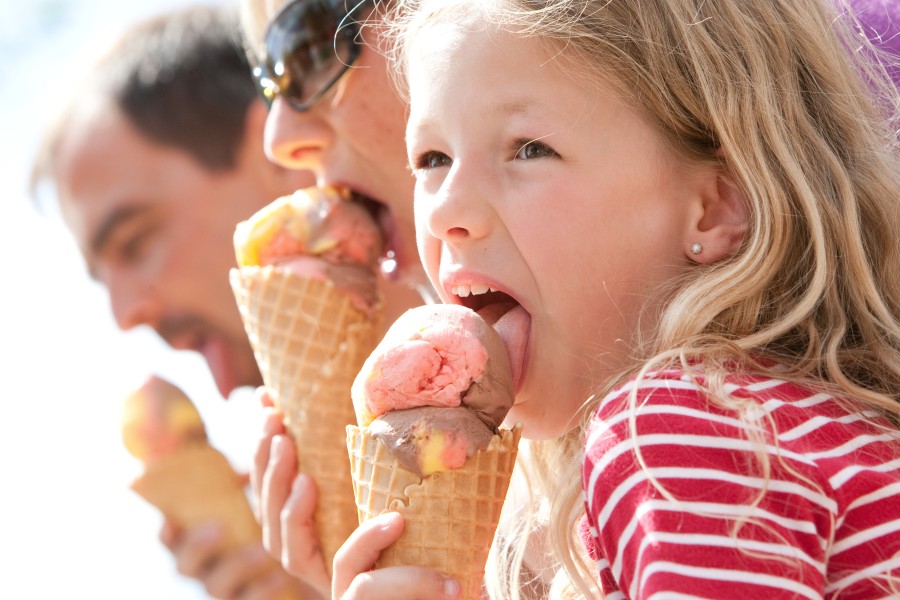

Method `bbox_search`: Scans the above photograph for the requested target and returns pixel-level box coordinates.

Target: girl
[333,0,900,598]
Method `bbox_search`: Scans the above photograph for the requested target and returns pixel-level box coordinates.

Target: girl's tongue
[476,302,530,392]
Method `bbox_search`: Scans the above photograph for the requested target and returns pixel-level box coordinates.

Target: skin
[332,15,745,599]
[244,2,432,597]
[54,97,318,599]
[407,21,700,440]
[55,98,311,399]
[262,17,431,300]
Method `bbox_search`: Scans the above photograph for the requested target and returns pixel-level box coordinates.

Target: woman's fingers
[251,405,285,517]
[260,434,296,559]
[278,473,331,596]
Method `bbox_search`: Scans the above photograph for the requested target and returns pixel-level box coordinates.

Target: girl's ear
[685,170,748,264]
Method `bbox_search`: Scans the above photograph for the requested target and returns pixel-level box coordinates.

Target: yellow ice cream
[121,375,206,463]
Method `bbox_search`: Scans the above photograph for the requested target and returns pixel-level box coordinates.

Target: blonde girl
[332,0,900,598]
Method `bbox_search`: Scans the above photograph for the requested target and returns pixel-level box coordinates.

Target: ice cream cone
[346,424,522,600]
[130,444,261,551]
[230,265,380,572]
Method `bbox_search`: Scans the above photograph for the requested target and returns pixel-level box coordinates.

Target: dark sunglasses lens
[252,66,276,108]
[264,1,359,109]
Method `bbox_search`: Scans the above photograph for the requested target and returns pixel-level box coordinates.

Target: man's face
[55,101,309,397]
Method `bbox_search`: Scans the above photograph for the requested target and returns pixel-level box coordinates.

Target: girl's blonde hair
[384,0,900,597]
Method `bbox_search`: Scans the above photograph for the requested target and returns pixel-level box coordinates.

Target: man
[30,5,315,599]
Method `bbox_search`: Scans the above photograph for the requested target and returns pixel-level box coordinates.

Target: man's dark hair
[101,4,258,169]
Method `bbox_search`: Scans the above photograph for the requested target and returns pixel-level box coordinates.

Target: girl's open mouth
[454,289,530,393]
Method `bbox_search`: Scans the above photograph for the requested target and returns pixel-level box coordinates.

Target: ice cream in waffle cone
[348,304,521,599]
[347,424,521,599]
[230,186,384,571]
[121,375,261,554]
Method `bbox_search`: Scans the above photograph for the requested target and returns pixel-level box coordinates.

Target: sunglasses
[252,0,372,112]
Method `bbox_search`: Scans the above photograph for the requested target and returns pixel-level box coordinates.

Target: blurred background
[0,0,263,597]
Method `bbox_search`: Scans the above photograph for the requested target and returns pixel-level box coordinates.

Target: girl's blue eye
[515,140,557,160]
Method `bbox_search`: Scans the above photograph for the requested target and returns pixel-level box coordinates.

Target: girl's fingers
[341,566,460,600]
[332,512,403,596]
[332,512,460,599]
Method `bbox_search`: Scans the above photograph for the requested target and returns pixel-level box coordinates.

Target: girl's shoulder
[585,364,900,477]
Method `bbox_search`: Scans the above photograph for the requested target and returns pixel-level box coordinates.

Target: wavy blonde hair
[383,0,900,597]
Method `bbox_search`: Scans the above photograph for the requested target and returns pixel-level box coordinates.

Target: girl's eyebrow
[496,99,536,115]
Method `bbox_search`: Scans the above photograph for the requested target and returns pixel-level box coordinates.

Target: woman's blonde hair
[385,0,900,597]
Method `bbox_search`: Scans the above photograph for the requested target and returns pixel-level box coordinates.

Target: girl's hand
[252,389,331,597]
[332,512,461,599]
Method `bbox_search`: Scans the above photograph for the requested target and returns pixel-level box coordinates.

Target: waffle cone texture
[131,444,260,551]
[230,266,381,572]
[347,424,522,600]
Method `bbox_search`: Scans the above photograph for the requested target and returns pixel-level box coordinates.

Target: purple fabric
[841,0,900,88]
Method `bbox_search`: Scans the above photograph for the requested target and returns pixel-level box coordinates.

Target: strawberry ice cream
[351,304,514,477]
[233,186,384,313]
[121,375,207,463]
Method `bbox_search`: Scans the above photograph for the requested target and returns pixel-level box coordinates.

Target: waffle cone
[347,424,522,600]
[230,266,380,572]
[131,444,260,552]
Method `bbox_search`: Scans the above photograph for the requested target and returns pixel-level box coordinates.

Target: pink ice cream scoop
[233,186,384,312]
[351,304,515,477]
[121,375,207,464]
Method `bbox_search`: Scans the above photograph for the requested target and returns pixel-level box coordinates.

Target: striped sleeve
[582,373,832,599]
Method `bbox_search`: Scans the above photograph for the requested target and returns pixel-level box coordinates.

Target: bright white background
[0,1,265,598]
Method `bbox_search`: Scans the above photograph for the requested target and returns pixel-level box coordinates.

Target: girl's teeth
[452,284,496,297]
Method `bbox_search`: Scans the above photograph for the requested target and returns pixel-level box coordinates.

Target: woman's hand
[332,512,461,599]
[251,390,331,597]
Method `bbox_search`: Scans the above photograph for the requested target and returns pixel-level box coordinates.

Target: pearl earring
[690,242,703,255]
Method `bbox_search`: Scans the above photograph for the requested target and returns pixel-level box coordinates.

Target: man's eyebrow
[89,203,147,258]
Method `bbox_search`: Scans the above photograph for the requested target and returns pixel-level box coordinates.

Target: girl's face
[254,0,430,296]
[406,19,703,439]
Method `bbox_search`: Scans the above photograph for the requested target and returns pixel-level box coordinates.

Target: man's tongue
[476,302,529,391]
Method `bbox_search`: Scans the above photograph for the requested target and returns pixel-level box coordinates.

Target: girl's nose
[263,97,329,172]
[420,162,492,244]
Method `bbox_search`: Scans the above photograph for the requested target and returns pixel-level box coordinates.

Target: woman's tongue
[476,302,529,391]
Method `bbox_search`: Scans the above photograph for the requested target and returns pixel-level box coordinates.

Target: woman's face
[248,0,430,298]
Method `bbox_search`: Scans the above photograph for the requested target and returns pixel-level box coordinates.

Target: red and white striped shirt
[582,368,900,599]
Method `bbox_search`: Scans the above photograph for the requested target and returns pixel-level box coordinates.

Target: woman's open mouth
[348,191,399,280]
